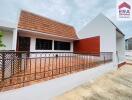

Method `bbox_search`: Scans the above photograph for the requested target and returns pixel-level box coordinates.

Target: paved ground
[54,64,132,100]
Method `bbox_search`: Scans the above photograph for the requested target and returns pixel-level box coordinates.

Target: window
[54,41,71,50]
[36,38,52,50]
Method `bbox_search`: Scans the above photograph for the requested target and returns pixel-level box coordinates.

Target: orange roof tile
[18,10,78,39]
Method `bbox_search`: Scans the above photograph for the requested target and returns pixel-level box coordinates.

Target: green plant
[0,31,5,47]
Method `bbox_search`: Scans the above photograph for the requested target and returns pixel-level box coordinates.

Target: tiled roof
[18,10,78,39]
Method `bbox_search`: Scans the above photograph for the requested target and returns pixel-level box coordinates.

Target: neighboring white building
[125,37,132,62]
[78,14,125,66]
[0,20,17,51]
[126,37,132,50]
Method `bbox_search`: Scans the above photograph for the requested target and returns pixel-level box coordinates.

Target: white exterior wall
[78,14,117,66]
[19,33,73,52]
[0,31,13,50]
[30,37,73,52]
[0,29,18,51]
[12,29,18,50]
[116,31,125,64]
[78,14,116,52]
[0,62,115,100]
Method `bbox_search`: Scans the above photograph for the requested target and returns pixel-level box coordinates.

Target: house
[0,10,78,53]
[77,14,125,66]
[0,10,125,95]
[0,11,125,65]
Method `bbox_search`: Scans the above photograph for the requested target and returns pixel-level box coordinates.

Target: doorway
[17,36,30,52]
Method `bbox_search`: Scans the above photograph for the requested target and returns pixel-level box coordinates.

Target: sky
[0,0,132,38]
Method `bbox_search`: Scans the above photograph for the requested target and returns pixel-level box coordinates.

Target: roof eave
[18,28,78,41]
[116,28,125,36]
[103,15,125,36]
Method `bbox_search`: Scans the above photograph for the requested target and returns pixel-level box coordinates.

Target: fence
[0,52,112,91]
[125,50,132,64]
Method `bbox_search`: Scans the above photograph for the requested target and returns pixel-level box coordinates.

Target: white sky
[0,0,132,38]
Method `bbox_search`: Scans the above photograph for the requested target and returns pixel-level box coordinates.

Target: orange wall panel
[74,36,100,54]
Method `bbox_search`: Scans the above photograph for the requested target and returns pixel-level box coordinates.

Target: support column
[12,28,18,51]
[52,40,54,51]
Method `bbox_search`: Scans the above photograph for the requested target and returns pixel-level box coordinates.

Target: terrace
[0,52,112,91]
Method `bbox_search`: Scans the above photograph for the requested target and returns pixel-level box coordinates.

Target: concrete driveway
[54,64,132,100]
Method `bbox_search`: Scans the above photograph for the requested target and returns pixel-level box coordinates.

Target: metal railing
[0,51,112,91]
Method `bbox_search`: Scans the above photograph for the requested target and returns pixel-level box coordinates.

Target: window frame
[35,38,52,50]
[54,40,71,51]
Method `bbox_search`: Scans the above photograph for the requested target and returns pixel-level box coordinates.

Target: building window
[128,40,132,50]
[36,38,52,50]
[54,41,71,50]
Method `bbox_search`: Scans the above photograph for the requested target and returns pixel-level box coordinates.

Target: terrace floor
[54,64,132,100]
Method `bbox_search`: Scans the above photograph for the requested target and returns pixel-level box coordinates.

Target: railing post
[104,55,105,64]
[2,52,5,81]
